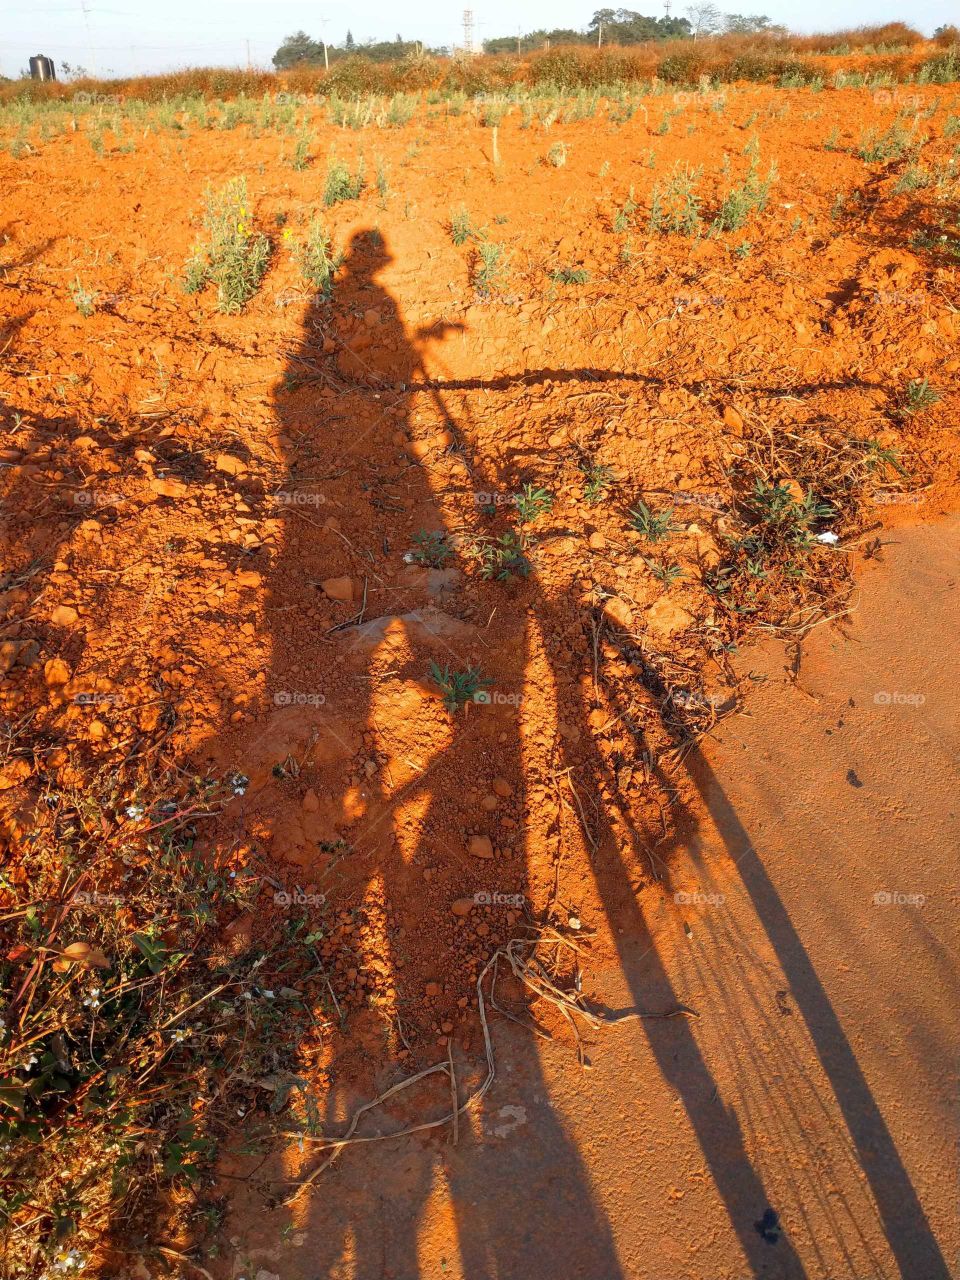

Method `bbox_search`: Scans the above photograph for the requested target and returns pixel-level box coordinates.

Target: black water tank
[29,55,56,81]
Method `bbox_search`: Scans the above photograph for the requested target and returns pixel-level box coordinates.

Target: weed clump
[183,176,271,313]
[649,163,702,236]
[324,155,365,206]
[291,216,341,298]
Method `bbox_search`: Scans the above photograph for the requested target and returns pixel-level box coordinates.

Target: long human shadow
[682,747,954,1280]
[199,229,625,1278]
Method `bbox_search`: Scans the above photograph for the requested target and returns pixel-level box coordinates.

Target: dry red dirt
[1,78,958,1271]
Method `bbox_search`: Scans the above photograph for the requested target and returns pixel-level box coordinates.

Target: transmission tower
[463,9,476,55]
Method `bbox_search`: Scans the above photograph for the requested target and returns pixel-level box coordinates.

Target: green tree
[272,30,325,69]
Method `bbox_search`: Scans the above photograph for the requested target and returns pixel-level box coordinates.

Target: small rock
[320,576,354,603]
[150,477,187,498]
[425,981,441,997]
[451,898,475,916]
[236,570,262,589]
[468,834,494,859]
[50,605,79,626]
[492,778,513,797]
[603,597,633,630]
[647,596,695,638]
[723,405,744,433]
[588,530,606,550]
[44,657,71,686]
[216,453,247,476]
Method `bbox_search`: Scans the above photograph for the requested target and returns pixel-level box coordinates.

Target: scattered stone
[44,657,71,686]
[0,639,39,673]
[647,595,695,638]
[603,597,633,630]
[468,834,494,859]
[452,898,475,916]
[320,576,354,603]
[150,477,187,498]
[50,605,79,627]
[236,570,262,589]
[216,453,246,476]
[723,405,744,433]
[492,778,513,797]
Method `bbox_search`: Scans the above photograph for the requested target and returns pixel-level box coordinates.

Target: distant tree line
[273,31,443,69]
[273,8,786,68]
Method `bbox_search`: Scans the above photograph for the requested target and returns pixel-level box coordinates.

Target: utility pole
[517,27,521,55]
[597,20,603,47]
[319,16,330,70]
[245,39,251,69]
[79,0,97,76]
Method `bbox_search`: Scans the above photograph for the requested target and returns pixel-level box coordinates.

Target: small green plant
[643,557,684,586]
[649,164,702,237]
[429,662,492,711]
[408,530,453,568]
[469,532,532,581]
[628,501,676,542]
[713,158,777,233]
[514,484,553,522]
[324,156,365,206]
[612,188,637,233]
[291,127,313,171]
[581,461,614,504]
[858,124,912,162]
[473,241,508,296]
[69,277,98,317]
[898,377,941,416]
[547,141,568,167]
[549,266,590,285]
[375,155,390,199]
[183,177,271,314]
[451,205,482,246]
[292,217,340,299]
[745,480,834,548]
[824,125,842,152]
[894,165,933,193]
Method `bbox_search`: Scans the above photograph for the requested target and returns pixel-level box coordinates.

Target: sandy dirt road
[214,516,958,1279]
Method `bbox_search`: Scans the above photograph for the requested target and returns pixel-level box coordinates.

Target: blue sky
[1,0,954,79]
